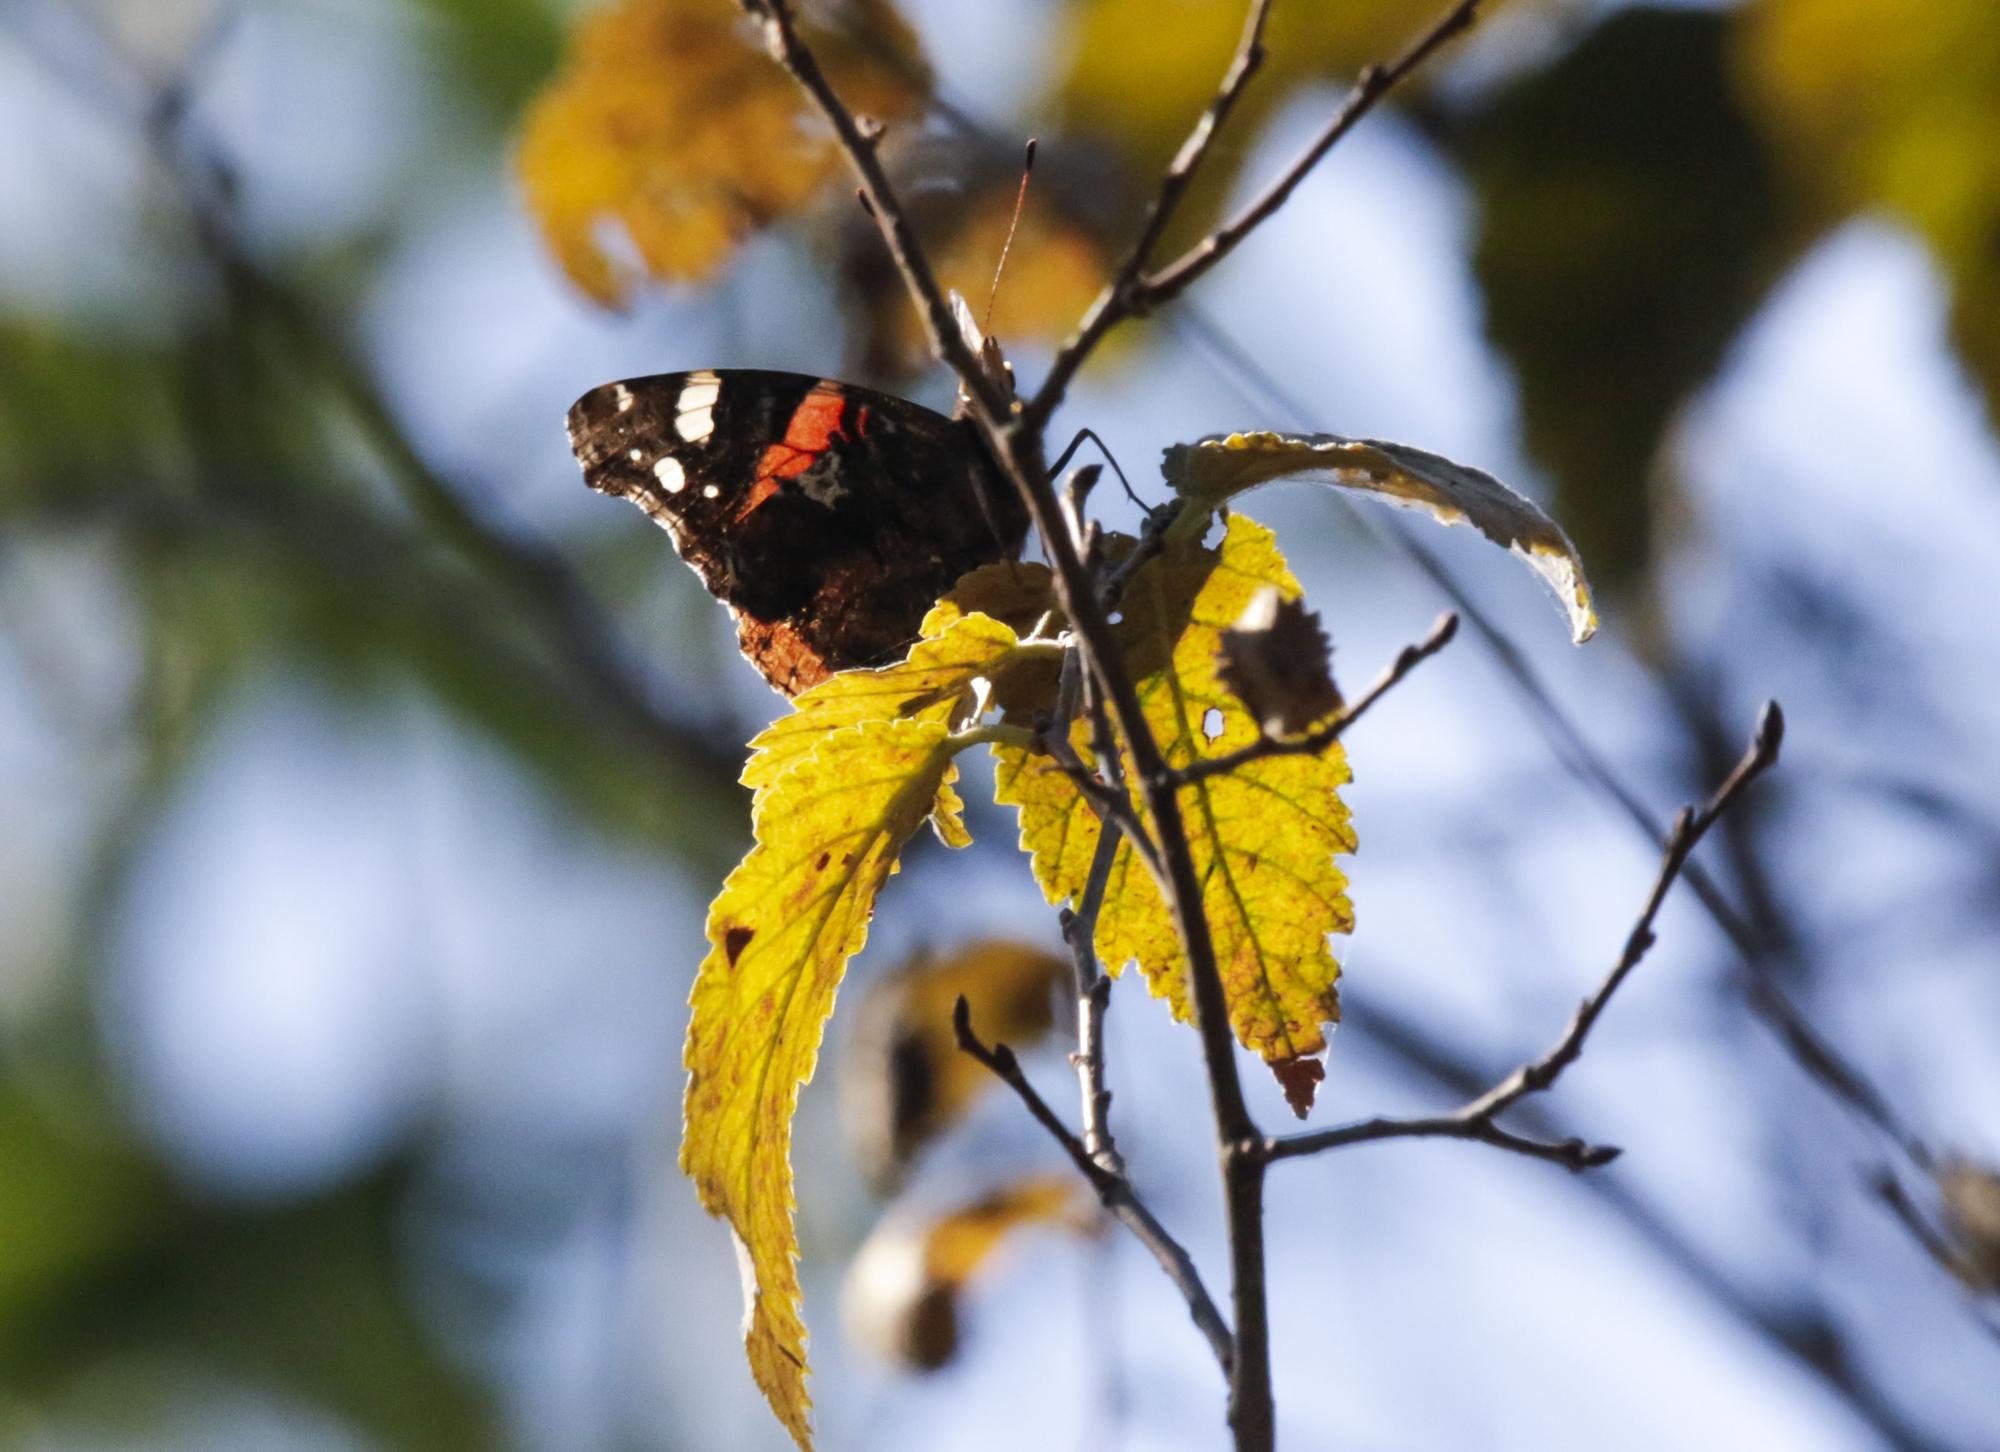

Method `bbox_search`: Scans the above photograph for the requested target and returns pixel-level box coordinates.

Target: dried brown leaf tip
[1216,586,1343,738]
[1941,1159,2000,1292]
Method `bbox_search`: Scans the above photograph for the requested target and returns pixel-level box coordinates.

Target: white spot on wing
[613,384,634,412]
[654,456,686,493]
[701,483,720,499]
[627,448,643,462]
[676,373,722,443]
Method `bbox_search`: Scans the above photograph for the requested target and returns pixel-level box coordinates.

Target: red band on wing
[739,391,852,520]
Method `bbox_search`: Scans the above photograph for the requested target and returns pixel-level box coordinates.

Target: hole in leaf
[1201,708,1224,741]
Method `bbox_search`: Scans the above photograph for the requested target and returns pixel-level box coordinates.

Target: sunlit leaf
[681,611,1032,1449]
[742,612,1033,800]
[842,1176,1093,1370]
[841,939,1068,1192]
[994,516,1354,1112]
[1164,429,1597,643]
[518,0,931,305]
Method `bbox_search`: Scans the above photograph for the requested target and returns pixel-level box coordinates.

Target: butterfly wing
[566,370,1027,695]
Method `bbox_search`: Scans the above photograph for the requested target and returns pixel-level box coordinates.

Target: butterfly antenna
[982,138,1036,334]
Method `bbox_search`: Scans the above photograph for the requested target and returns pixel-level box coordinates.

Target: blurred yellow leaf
[1049,0,1429,252]
[1165,430,1597,643]
[858,184,1112,375]
[1940,1159,2000,1293]
[843,1176,1094,1369]
[994,515,1354,1112]
[518,0,931,305]
[1737,0,2000,414]
[680,610,1037,1449]
[841,939,1068,1191]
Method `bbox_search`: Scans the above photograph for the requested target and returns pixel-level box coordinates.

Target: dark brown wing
[566,369,1027,696]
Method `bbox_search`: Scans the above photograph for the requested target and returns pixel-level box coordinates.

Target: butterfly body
[567,369,1027,695]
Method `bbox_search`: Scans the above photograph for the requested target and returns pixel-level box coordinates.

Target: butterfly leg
[1047,427,1147,511]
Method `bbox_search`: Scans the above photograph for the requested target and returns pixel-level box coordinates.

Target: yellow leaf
[518,0,930,305]
[683,715,963,1449]
[841,939,1068,1191]
[742,611,1029,801]
[919,561,1058,640]
[1164,431,1598,644]
[995,515,1355,1110]
[681,609,1040,1447]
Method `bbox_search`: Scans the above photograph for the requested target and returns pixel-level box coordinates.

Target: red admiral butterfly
[567,369,1028,696]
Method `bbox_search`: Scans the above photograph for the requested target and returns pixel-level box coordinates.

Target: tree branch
[1267,701,1784,1168]
[1064,827,1126,1172]
[953,997,1235,1373]
[741,0,1008,422]
[1139,0,1483,309]
[1028,0,1276,427]
[1171,299,1948,1206]
[1031,0,1483,426]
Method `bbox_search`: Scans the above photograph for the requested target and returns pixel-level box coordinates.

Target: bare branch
[737,0,1007,421]
[1173,611,1458,788]
[953,997,1236,1372]
[1140,0,1483,309]
[1172,300,1947,1206]
[1267,701,1784,1169]
[1065,828,1126,1172]
[1032,0,1483,425]
[1030,0,1277,426]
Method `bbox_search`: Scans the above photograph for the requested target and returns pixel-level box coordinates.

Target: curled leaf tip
[1162,431,1599,646]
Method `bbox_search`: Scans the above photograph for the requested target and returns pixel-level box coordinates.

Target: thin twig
[1267,701,1785,1168]
[953,997,1235,1372]
[1139,0,1482,309]
[1029,0,1277,427]
[1031,0,1483,426]
[1360,1004,1954,1452]
[1172,298,1944,1192]
[741,0,1007,421]
[1173,611,1458,788]
[1065,828,1126,1172]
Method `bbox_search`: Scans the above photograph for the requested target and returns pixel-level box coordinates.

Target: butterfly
[566,369,1029,696]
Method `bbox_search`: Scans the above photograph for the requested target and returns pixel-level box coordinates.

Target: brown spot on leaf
[724,925,755,967]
